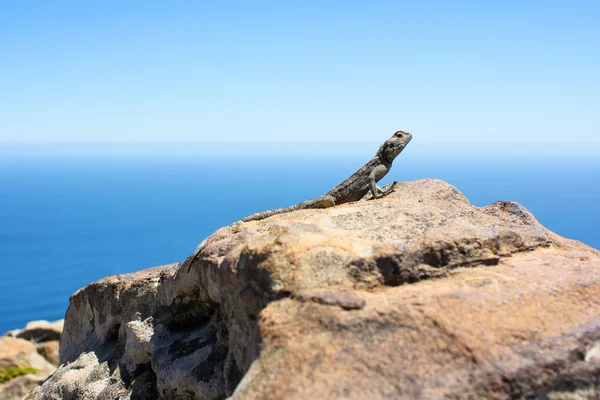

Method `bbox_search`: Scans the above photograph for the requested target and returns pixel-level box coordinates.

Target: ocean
[1,144,599,334]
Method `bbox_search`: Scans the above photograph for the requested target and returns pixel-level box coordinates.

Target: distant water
[0,146,598,334]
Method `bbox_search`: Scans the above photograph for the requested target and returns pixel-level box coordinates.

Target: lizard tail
[241,204,304,222]
[241,196,334,222]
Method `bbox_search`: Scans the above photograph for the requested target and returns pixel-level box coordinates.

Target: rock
[27,180,600,399]
[0,337,56,375]
[1,375,47,400]
[36,340,60,366]
[14,319,64,343]
[0,337,57,400]
[1,320,63,399]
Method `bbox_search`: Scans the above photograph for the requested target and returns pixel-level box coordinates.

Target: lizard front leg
[369,165,390,199]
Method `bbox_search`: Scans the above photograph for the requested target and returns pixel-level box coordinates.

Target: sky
[1,1,599,152]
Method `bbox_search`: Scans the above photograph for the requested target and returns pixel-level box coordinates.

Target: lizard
[241,130,412,222]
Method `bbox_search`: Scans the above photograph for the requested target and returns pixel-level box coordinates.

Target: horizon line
[1,138,599,145]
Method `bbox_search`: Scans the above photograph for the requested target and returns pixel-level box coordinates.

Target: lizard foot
[381,181,400,196]
[361,182,399,201]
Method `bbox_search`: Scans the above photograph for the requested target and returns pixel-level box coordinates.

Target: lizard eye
[394,131,403,137]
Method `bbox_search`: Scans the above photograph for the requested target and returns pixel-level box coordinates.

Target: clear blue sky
[1,1,599,150]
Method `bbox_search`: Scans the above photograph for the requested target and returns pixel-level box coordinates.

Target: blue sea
[1,143,599,334]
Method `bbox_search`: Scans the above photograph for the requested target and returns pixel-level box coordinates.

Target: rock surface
[27,179,600,399]
[1,319,64,399]
[0,337,57,399]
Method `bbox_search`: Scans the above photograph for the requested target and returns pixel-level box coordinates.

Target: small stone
[585,343,600,362]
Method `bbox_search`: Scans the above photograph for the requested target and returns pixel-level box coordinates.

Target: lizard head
[378,130,412,162]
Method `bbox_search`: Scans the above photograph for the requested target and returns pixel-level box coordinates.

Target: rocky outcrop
[27,179,600,399]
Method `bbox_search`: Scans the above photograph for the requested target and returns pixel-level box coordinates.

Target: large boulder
[27,179,600,399]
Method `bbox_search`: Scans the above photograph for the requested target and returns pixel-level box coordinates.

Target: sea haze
[0,144,598,333]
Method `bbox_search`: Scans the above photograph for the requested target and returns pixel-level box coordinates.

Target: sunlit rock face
[27,179,600,399]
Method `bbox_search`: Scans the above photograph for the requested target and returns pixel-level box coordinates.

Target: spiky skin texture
[241,130,413,222]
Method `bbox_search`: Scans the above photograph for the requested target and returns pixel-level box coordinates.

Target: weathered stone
[58,265,176,364]
[0,337,56,400]
[27,180,600,399]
